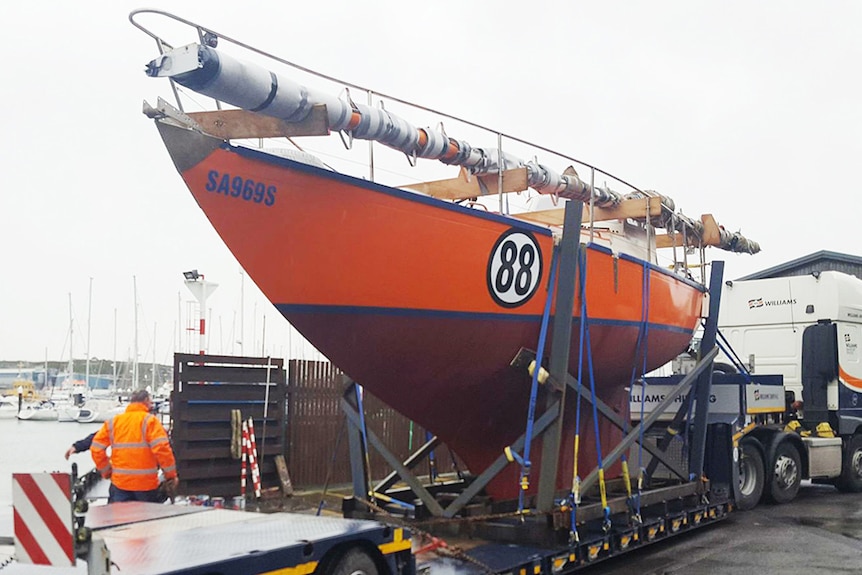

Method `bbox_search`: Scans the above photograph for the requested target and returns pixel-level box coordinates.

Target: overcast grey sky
[1,1,860,366]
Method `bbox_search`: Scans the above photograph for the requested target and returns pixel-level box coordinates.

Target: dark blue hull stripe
[275,303,695,336]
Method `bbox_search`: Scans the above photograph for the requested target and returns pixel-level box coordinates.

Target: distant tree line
[0,359,173,392]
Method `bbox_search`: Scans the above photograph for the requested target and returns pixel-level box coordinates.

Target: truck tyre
[713,362,737,374]
[736,440,764,510]
[837,434,862,492]
[764,441,801,504]
[326,548,379,575]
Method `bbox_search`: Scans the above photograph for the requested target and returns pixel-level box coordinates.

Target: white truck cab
[718,270,862,423]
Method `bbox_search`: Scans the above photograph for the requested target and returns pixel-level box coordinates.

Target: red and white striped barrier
[241,421,249,497]
[12,472,74,567]
[247,418,262,498]
[240,419,261,499]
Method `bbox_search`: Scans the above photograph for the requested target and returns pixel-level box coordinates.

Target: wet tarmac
[585,482,862,574]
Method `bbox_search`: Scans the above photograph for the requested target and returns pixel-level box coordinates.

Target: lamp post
[183,270,218,355]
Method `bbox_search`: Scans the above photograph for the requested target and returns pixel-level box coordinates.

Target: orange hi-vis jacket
[91,402,178,492]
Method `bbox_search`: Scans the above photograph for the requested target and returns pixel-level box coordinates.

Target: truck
[716,271,862,501]
[635,270,862,511]
[717,269,862,430]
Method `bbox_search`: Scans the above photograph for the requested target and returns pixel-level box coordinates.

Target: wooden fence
[285,359,462,488]
[170,354,462,498]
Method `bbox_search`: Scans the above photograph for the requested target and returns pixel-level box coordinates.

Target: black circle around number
[486,228,543,308]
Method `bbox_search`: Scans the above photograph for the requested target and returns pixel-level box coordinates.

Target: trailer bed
[84,503,410,575]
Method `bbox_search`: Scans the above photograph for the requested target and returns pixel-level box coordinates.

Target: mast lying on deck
[145,43,621,207]
[144,42,759,255]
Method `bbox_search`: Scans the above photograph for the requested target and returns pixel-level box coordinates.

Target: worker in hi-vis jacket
[91,389,179,503]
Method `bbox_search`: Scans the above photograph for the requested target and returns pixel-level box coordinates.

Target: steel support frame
[644,261,724,483]
[511,348,689,482]
[536,200,584,511]
[340,217,726,523]
[342,387,445,516]
[341,380,564,518]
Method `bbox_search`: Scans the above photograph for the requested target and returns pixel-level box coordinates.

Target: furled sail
[146,43,621,207]
[145,43,759,255]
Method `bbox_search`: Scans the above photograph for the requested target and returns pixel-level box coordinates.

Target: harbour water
[0,417,105,536]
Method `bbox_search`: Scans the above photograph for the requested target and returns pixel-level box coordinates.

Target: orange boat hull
[158,123,704,501]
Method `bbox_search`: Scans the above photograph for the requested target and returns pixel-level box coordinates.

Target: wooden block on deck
[188,105,330,140]
[514,196,661,226]
[402,167,529,200]
[654,213,718,249]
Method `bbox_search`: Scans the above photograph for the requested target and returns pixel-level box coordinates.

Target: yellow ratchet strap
[621,458,633,500]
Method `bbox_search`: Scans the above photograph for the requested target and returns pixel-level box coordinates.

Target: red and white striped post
[12,473,75,567]
[198,315,206,356]
[247,417,262,498]
[241,420,249,498]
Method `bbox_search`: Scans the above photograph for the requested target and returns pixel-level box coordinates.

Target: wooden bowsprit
[12,472,75,567]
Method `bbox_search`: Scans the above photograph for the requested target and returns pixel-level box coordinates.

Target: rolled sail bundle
[146,43,623,207]
[147,43,760,255]
[660,208,761,255]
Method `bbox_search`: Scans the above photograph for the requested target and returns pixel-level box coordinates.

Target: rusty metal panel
[286,360,346,487]
[285,359,464,489]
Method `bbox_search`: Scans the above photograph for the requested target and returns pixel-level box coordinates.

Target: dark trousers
[108,483,165,503]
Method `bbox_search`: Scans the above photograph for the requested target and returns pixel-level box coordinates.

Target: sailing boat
[53,293,88,422]
[16,400,59,421]
[75,397,125,423]
[15,378,58,421]
[134,11,759,501]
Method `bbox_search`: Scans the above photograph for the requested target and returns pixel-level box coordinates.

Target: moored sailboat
[16,401,59,422]
[75,397,125,424]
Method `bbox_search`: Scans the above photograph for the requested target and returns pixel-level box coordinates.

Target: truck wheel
[736,440,764,510]
[326,548,379,575]
[837,434,862,492]
[713,362,737,374]
[765,441,801,504]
